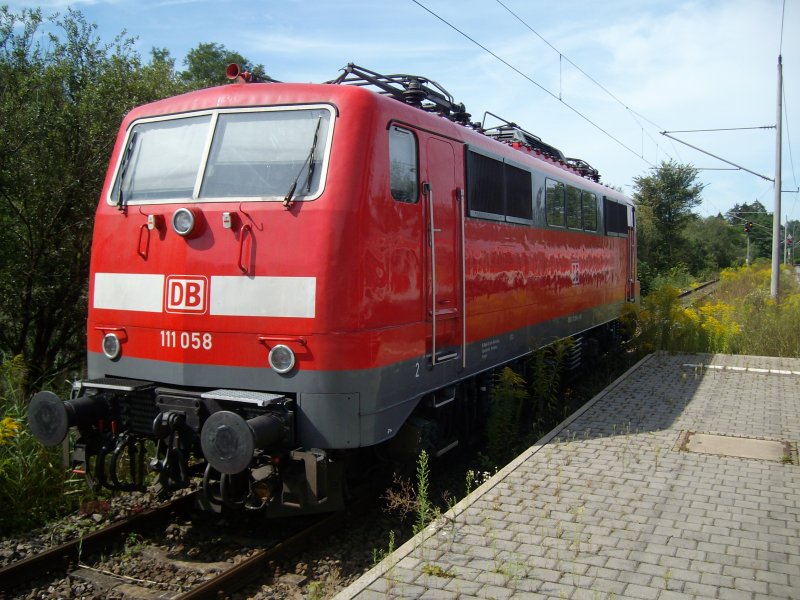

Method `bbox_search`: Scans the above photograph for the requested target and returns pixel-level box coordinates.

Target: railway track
[1,345,638,599]
[0,489,371,599]
[174,495,370,600]
[678,279,718,305]
[0,491,198,593]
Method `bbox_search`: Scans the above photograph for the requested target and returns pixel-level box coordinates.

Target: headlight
[102,333,121,360]
[268,345,295,373]
[172,208,197,237]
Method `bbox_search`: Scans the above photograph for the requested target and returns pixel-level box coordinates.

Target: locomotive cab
[29,83,366,512]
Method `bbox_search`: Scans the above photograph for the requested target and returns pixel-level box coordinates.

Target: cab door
[421,135,464,366]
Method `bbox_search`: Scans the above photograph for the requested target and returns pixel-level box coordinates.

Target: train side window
[389,126,418,203]
[582,192,598,231]
[505,163,533,221]
[467,149,504,219]
[546,179,566,227]
[566,185,582,229]
[603,197,629,235]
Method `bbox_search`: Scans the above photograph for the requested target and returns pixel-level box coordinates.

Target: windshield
[109,106,334,204]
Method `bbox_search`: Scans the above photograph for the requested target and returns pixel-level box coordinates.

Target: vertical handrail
[628,226,635,301]
[458,188,466,369]
[137,224,149,259]
[238,223,253,274]
[629,229,633,300]
[630,207,637,301]
[425,183,437,365]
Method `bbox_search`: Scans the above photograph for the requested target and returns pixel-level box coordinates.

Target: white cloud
[4,0,796,216]
[452,0,797,214]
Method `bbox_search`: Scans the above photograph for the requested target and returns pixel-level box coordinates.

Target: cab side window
[389,126,418,203]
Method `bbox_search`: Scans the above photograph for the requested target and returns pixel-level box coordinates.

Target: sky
[7,0,800,222]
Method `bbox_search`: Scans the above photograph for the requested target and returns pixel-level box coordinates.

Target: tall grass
[0,355,79,535]
[485,340,574,464]
[624,261,800,358]
[486,367,528,462]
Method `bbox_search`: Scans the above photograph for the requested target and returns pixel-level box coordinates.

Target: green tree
[180,41,264,86]
[633,160,704,274]
[684,214,743,276]
[150,46,176,71]
[0,7,185,388]
[725,201,774,262]
[788,219,799,264]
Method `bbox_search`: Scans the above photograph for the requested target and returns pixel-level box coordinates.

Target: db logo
[165,276,208,314]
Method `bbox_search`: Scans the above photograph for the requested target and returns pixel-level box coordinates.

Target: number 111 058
[160,330,213,350]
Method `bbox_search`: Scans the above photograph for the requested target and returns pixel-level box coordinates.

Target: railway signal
[744,222,753,266]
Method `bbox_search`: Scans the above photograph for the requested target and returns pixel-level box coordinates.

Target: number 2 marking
[415,362,420,378]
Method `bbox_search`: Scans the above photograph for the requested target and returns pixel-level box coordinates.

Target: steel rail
[0,492,198,591]
[175,494,371,600]
[678,279,719,305]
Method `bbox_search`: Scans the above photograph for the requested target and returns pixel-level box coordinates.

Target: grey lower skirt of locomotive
[27,377,339,515]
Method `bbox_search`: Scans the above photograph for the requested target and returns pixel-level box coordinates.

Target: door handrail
[424,182,438,366]
[458,187,466,369]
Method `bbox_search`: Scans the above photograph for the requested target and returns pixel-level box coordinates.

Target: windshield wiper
[283,116,323,207]
[116,131,138,211]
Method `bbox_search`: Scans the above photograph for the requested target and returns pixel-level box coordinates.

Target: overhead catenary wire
[696,168,741,171]
[493,0,673,162]
[411,0,794,221]
[782,84,798,191]
[409,0,654,167]
[661,131,774,182]
[779,0,787,56]
[494,0,796,222]
[727,213,773,232]
[776,0,797,224]
[664,126,776,133]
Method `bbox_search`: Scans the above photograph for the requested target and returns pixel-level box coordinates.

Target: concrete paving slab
[681,432,791,462]
[333,353,800,600]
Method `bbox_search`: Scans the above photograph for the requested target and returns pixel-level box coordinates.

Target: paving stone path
[335,353,800,600]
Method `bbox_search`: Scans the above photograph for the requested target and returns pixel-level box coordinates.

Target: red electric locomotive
[28,64,638,515]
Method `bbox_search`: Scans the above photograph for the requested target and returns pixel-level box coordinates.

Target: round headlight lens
[102,333,121,360]
[268,345,295,373]
[172,208,196,237]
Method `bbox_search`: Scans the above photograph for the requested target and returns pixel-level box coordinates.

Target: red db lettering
[185,282,201,307]
[165,276,207,314]
[170,283,184,306]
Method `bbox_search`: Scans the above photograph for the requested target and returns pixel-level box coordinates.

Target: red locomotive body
[29,65,638,514]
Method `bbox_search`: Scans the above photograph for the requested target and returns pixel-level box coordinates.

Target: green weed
[486,367,528,462]
[123,532,146,556]
[422,563,455,578]
[0,355,82,534]
[624,262,800,358]
[413,450,431,535]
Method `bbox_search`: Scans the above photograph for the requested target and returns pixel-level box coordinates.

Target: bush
[715,263,800,356]
[649,262,695,291]
[625,263,800,358]
[486,367,528,462]
[485,340,574,464]
[0,355,80,535]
